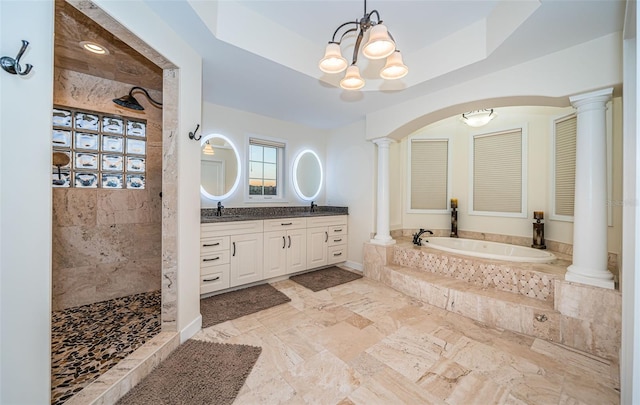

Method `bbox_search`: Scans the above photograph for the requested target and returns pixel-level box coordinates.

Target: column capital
[570,87,613,109]
[371,137,396,148]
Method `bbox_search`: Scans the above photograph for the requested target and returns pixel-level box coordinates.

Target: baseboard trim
[180,314,202,343]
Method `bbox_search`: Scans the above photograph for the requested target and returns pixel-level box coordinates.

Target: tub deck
[364,238,621,362]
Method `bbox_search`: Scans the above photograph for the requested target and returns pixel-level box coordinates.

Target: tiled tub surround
[51,291,161,405]
[202,205,348,222]
[364,238,622,361]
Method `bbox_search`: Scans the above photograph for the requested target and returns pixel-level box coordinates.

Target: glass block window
[248,137,285,199]
[51,106,146,189]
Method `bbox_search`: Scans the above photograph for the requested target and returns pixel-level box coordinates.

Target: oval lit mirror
[200,134,241,200]
[293,149,323,201]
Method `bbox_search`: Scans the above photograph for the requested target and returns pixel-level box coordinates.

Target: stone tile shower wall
[52,69,162,310]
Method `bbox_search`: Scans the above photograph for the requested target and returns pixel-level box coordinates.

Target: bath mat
[200,283,291,328]
[290,266,362,292]
[116,339,261,405]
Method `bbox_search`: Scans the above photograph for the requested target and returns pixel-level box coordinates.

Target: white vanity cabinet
[263,217,307,278]
[201,220,264,291]
[200,214,347,296]
[306,215,348,269]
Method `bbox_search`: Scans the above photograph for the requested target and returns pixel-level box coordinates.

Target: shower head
[113,86,162,111]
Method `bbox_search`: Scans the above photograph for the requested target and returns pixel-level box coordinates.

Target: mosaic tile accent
[51,290,161,405]
[392,244,559,302]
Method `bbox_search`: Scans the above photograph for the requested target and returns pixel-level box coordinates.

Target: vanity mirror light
[292,149,323,201]
[200,133,241,201]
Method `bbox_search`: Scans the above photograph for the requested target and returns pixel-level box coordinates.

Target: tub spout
[412,228,433,245]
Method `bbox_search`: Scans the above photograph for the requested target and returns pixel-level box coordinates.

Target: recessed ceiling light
[79,41,109,55]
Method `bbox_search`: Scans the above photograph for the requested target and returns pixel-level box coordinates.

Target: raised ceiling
[60,0,625,130]
[54,0,162,91]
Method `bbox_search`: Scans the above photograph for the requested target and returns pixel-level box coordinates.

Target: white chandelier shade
[318,0,407,90]
[319,43,348,74]
[362,24,396,60]
[380,50,408,80]
[340,65,366,90]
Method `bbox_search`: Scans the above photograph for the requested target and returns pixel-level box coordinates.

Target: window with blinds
[248,137,285,199]
[554,115,576,217]
[409,139,449,210]
[472,129,523,214]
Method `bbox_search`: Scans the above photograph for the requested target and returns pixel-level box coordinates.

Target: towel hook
[1,40,34,76]
[188,124,201,141]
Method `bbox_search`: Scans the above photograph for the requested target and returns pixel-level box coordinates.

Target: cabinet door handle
[203,257,220,262]
[288,235,291,248]
[333,252,343,257]
[232,242,236,256]
[334,228,343,232]
[334,238,342,242]
[325,231,328,243]
[202,242,220,247]
[281,222,293,226]
[203,276,220,282]
[282,236,286,249]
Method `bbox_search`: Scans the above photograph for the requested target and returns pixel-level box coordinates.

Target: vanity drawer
[200,250,230,268]
[327,245,347,265]
[200,264,230,294]
[328,225,347,236]
[328,234,347,247]
[263,217,307,232]
[200,236,230,254]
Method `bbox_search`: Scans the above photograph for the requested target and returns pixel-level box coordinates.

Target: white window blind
[410,139,448,210]
[473,129,522,213]
[554,115,576,217]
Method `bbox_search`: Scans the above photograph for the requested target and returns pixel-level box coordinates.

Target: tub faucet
[216,201,224,217]
[412,228,433,245]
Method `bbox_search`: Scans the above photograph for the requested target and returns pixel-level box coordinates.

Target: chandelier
[318,0,408,90]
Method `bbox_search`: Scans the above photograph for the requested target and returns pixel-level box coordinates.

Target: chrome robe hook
[1,40,34,76]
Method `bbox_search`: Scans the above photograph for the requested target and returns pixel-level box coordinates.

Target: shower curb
[63,331,180,405]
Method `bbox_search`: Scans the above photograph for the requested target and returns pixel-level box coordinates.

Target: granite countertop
[201,206,348,223]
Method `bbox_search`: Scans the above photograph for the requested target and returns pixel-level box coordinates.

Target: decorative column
[565,87,614,289]
[371,138,396,245]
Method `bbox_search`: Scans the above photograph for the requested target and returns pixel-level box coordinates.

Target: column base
[565,265,615,289]
[370,236,396,246]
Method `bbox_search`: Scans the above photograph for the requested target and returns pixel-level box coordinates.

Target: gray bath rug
[290,266,363,292]
[116,339,261,405]
[200,283,291,329]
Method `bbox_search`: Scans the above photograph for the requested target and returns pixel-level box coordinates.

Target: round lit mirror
[200,134,241,200]
[293,149,323,201]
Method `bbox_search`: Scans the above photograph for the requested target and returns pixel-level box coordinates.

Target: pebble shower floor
[51,290,161,405]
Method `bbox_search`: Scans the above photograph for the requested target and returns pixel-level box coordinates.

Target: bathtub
[420,237,556,263]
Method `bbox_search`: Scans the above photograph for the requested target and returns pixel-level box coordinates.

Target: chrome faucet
[310,201,318,213]
[216,201,224,216]
[412,228,433,245]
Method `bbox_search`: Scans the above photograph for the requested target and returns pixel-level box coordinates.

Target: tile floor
[192,277,620,405]
[51,290,161,405]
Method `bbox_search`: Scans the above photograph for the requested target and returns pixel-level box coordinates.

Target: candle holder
[450,198,458,238]
[532,211,546,249]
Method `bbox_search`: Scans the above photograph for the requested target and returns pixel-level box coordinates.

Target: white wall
[366,32,622,142]
[90,0,203,340]
[0,1,54,403]
[326,120,375,269]
[200,102,328,208]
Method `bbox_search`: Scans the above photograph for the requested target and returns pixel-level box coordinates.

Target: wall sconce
[203,140,215,156]
[113,86,162,111]
[461,109,496,127]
